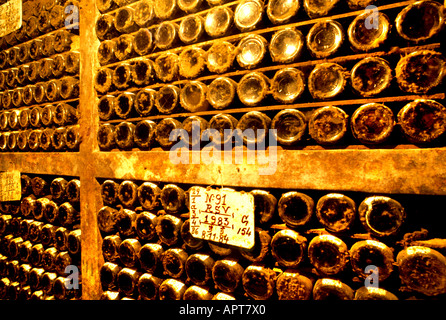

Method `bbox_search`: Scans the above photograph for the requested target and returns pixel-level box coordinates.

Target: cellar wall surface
[0,0,445,300]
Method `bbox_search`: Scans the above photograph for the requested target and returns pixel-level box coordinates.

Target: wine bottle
[306,20,344,58]
[234,0,263,32]
[29,39,43,60]
[66,179,81,204]
[270,28,304,64]
[12,88,24,107]
[204,6,233,38]
[277,191,314,228]
[42,247,58,271]
[41,224,57,247]
[98,123,116,150]
[53,276,75,300]
[236,111,271,145]
[98,40,117,66]
[97,206,119,234]
[102,234,123,263]
[156,214,183,246]
[206,77,236,110]
[138,273,163,300]
[315,193,356,233]
[354,286,398,300]
[183,285,214,300]
[266,0,299,24]
[96,0,117,13]
[54,251,72,276]
[179,81,209,113]
[42,34,56,57]
[115,121,135,150]
[67,229,81,256]
[135,211,158,241]
[38,10,53,33]
[132,59,154,86]
[29,243,45,267]
[250,190,276,225]
[236,35,267,69]
[358,196,406,237]
[135,88,156,117]
[179,15,204,44]
[270,68,305,104]
[154,52,179,83]
[114,34,135,61]
[155,85,181,114]
[113,63,133,90]
[271,109,307,146]
[138,243,164,273]
[29,220,44,243]
[41,272,58,295]
[159,278,186,300]
[50,178,68,203]
[239,229,272,263]
[31,177,49,198]
[185,253,215,286]
[160,184,186,214]
[154,21,179,50]
[117,180,138,208]
[308,234,349,275]
[58,202,79,227]
[116,208,137,237]
[397,246,446,296]
[271,229,307,268]
[54,227,69,252]
[162,248,188,278]
[133,0,155,28]
[114,92,135,119]
[178,47,206,79]
[397,99,446,144]
[49,4,65,29]
[17,263,32,286]
[242,265,277,300]
[308,63,347,100]
[114,7,138,34]
[212,259,244,293]
[0,215,12,236]
[155,117,183,148]
[304,0,339,18]
[395,0,444,42]
[117,267,141,297]
[22,86,35,105]
[43,200,59,224]
[101,180,120,206]
[182,116,209,147]
[208,113,238,145]
[96,14,119,41]
[312,278,354,300]
[276,271,313,300]
[350,239,394,282]
[94,67,114,94]
[8,237,24,260]
[350,57,393,97]
[134,120,157,149]
[100,262,122,290]
[348,11,390,52]
[119,238,141,268]
[395,50,446,94]
[180,219,204,251]
[60,77,80,100]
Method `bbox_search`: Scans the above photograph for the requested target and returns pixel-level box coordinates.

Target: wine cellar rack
[1,0,446,300]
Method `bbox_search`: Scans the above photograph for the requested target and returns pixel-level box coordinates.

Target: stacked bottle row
[95,0,446,152]
[0,174,81,300]
[0,0,81,153]
[97,98,446,151]
[96,179,446,300]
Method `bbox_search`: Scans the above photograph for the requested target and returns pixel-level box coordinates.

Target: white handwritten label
[0,171,21,201]
[189,186,255,249]
[0,0,22,37]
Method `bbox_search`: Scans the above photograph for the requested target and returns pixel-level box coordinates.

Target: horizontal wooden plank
[93,147,446,195]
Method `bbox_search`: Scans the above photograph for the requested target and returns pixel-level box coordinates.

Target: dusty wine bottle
[212,259,244,293]
[154,21,179,50]
[155,118,182,148]
[162,248,188,278]
[249,190,277,226]
[118,180,138,208]
[114,6,138,34]
[276,271,313,300]
[207,113,238,145]
[237,34,268,69]
[267,0,299,24]
[271,109,307,146]
[234,0,263,31]
[207,77,237,110]
[180,219,204,251]
[271,229,307,268]
[119,238,142,268]
[31,177,49,198]
[29,220,45,243]
[397,99,446,144]
[242,265,277,300]
[96,14,119,41]
[160,184,186,214]
[159,279,186,300]
[100,262,122,290]
[308,234,349,275]
[54,227,69,252]
[112,63,134,90]
[156,214,183,246]
[350,103,395,144]
[132,59,155,86]
[98,123,116,150]
[358,196,406,237]
[312,278,354,300]
[154,85,180,114]
[135,88,156,117]
[236,111,271,146]
[206,41,236,74]
[348,11,390,52]
[134,120,157,149]
[133,0,155,27]
[350,57,392,97]
[134,212,157,242]
[97,206,119,234]
[154,52,179,83]
[41,224,57,247]
[182,116,209,147]
[185,254,215,286]
[117,267,141,296]
[239,229,271,262]
[116,208,137,237]
[179,15,204,44]
[67,229,81,256]
[94,67,114,94]
[315,193,356,233]
[304,0,339,18]
[33,84,48,106]
[137,273,163,300]
[138,243,163,274]
[354,286,399,300]
[66,125,81,150]
[58,202,79,227]
[350,239,394,282]
[278,191,314,228]
[50,178,68,202]
[136,182,161,211]
[237,72,270,107]
[308,106,348,145]
[101,180,120,206]
[96,0,117,13]
[270,68,305,104]
[42,247,58,271]
[98,40,117,66]
[395,0,444,42]
[309,22,344,60]
[179,81,209,113]
[115,121,136,150]
[115,34,135,61]
[114,92,136,119]
[102,234,123,263]
[308,63,347,100]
